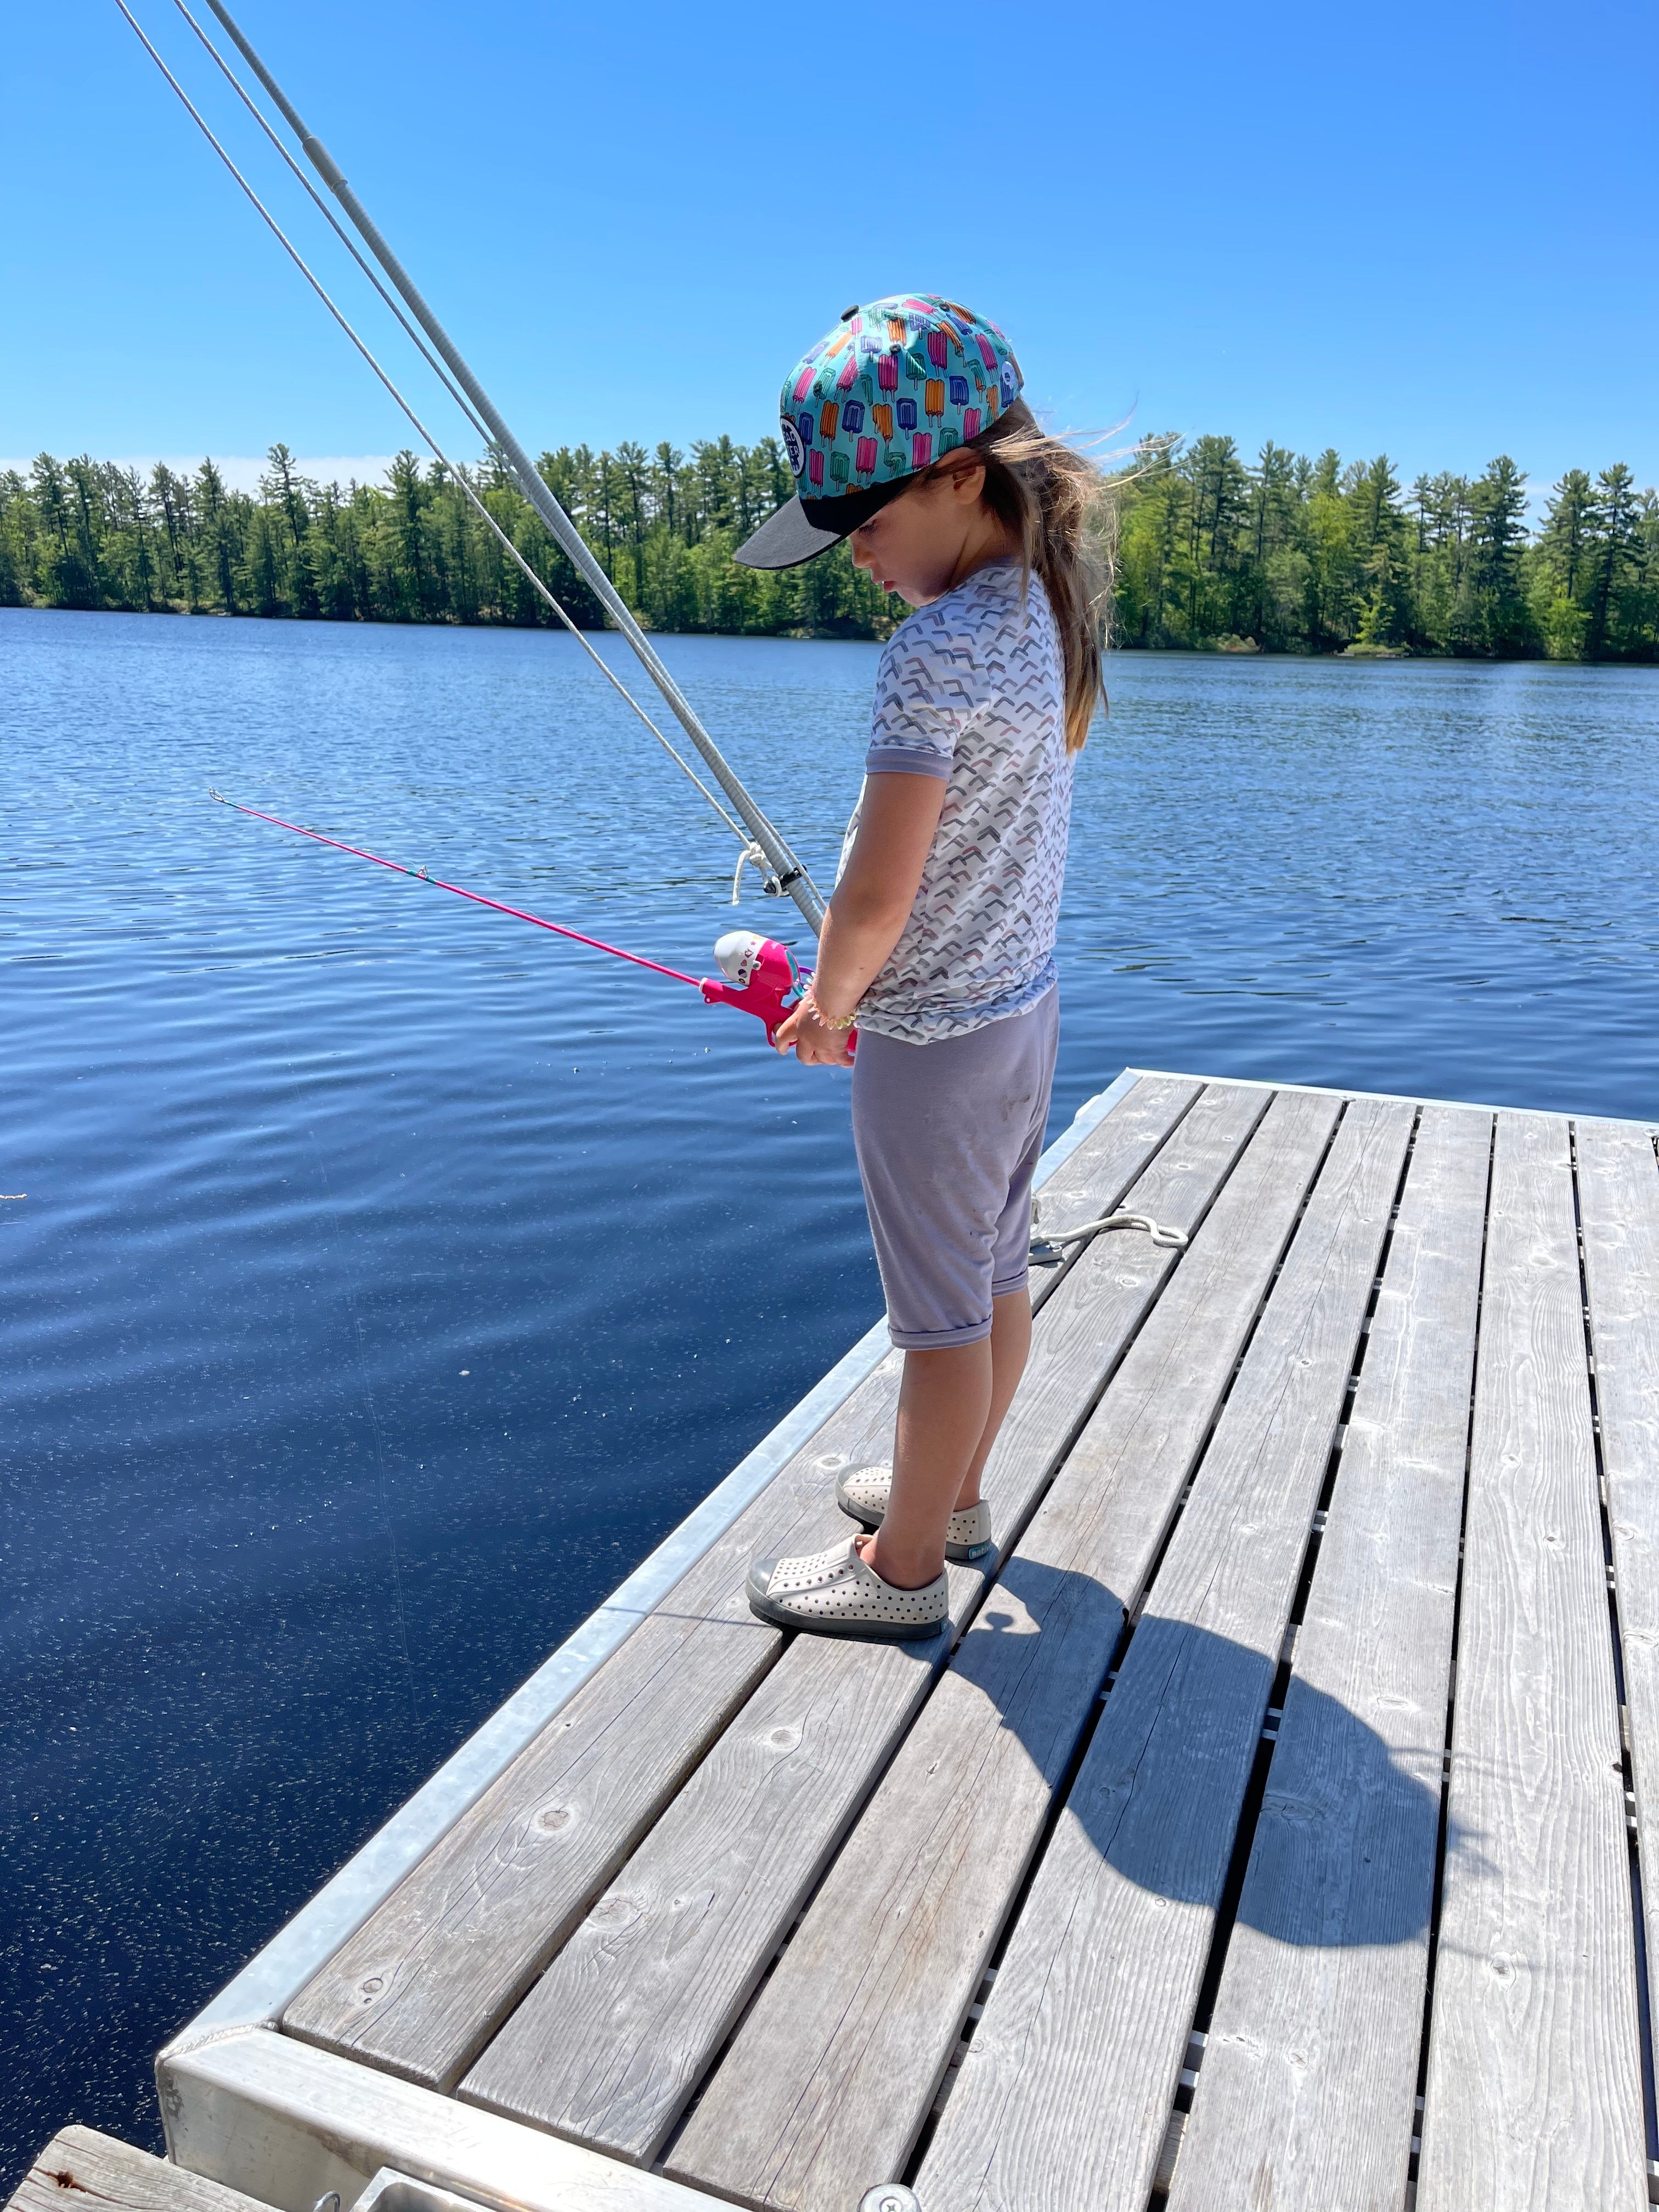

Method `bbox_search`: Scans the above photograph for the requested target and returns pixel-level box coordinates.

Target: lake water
[3,605,1657,2174]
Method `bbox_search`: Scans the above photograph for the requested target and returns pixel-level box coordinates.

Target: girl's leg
[863,1286,1032,1589]
[961,1286,1032,1504]
[840,991,1057,1596]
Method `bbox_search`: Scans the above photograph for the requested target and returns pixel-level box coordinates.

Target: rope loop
[1028,1206,1190,1267]
[732,840,786,904]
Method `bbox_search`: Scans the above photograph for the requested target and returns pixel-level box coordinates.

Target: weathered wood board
[667,1085,1335,2207]
[1166,1105,1490,2212]
[283,1076,1200,2088]
[5,2131,271,2212]
[1416,1113,1647,2211]
[1578,1119,1659,2103]
[916,1097,1412,2212]
[460,1082,1269,2158]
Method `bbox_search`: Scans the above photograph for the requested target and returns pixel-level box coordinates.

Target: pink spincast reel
[701,931,855,1053]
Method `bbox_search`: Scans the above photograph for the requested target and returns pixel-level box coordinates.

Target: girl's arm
[775,771,947,1066]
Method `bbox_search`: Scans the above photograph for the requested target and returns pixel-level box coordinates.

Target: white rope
[731,840,772,904]
[1028,1207,1189,1266]
[115,0,765,863]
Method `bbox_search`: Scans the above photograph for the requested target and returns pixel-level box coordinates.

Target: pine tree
[1532,469,1597,658]
[1461,457,1535,655]
[1349,457,1412,646]
[195,459,238,613]
[1587,462,1641,657]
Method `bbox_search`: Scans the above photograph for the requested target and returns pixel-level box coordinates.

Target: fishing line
[210,788,816,1044]
[210,790,706,985]
[112,0,764,868]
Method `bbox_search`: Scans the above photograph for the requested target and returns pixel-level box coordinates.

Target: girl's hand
[774,999,855,1066]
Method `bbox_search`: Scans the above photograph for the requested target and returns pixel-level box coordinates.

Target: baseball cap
[734,294,1023,571]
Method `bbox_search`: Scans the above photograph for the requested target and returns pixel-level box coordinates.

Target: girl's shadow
[961,1556,1463,1950]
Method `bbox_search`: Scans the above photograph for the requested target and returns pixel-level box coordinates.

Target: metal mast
[199,0,823,931]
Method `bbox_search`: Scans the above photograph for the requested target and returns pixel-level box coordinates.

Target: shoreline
[4,600,1655,667]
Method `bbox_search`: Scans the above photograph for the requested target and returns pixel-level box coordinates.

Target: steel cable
[113,0,765,862]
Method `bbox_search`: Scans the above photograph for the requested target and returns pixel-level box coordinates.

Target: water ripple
[2,608,1656,2170]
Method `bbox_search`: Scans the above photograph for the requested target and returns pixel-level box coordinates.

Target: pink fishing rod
[209,789,814,1045]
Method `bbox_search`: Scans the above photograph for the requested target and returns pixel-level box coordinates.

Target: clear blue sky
[7,0,1657,495]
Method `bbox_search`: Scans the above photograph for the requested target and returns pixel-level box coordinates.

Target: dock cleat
[836,1463,995,1562]
[747,1537,947,1642]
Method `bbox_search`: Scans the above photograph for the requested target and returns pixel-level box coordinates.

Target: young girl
[734,295,1105,1643]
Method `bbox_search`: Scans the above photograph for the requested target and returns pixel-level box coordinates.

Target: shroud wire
[112,0,763,861]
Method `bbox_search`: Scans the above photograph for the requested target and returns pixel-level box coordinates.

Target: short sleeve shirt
[840,560,1073,1045]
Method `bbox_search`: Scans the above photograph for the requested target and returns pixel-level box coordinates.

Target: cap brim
[734,475,914,570]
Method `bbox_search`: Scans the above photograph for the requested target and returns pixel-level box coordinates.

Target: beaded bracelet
[800,981,858,1032]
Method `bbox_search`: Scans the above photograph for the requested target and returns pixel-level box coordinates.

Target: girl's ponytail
[967,399,1110,753]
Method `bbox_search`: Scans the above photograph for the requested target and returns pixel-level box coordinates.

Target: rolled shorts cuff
[887,1314,995,1352]
[990,1268,1031,1299]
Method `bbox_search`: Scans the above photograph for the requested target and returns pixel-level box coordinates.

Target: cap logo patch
[781,416,808,477]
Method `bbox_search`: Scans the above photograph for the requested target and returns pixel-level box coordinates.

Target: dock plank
[668,1086,1340,2209]
[7,2130,271,2212]
[459,1081,1266,2159]
[1166,1105,1490,2212]
[1417,1113,1647,2211]
[916,1096,1412,2212]
[282,1074,1200,2089]
[1577,1119,1659,2097]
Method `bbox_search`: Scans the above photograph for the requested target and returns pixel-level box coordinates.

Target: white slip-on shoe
[747,1536,948,1643]
[835,1463,995,1563]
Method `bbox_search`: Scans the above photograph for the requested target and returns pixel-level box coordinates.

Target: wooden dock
[155,1070,1659,2212]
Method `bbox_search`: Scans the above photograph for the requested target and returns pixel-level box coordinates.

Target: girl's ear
[946,456,988,505]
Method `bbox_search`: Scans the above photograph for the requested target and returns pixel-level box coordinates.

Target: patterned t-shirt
[841,560,1073,1045]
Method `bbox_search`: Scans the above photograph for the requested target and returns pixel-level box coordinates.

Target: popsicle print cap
[733,294,1023,569]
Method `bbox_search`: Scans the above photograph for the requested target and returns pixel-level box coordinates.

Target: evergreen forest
[4,431,1657,662]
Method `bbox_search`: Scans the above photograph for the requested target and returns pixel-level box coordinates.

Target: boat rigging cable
[112,0,825,927]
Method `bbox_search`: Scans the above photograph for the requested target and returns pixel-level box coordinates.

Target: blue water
[3,606,1656,2174]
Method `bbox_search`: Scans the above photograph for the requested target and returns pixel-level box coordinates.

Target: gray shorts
[851,986,1059,1351]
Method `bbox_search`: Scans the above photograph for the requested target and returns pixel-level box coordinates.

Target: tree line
[1113,437,1659,660]
[3,432,1657,661]
[0,437,889,640]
